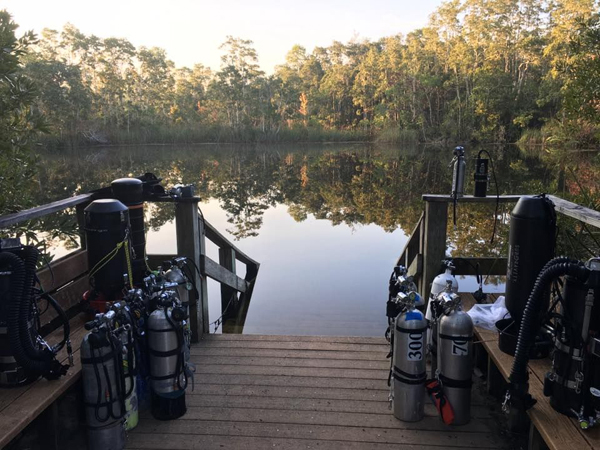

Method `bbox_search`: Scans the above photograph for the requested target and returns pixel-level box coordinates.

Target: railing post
[421,200,448,301]
[218,246,237,320]
[175,199,208,341]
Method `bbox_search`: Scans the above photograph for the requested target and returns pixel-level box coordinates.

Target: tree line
[4,0,599,148]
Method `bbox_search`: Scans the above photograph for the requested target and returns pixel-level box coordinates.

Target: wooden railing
[397,194,599,300]
[0,191,259,342]
[147,200,260,336]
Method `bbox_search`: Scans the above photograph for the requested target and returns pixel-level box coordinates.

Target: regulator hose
[1,248,68,380]
[508,258,589,409]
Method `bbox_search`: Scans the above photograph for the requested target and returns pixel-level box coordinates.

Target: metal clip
[502,391,511,414]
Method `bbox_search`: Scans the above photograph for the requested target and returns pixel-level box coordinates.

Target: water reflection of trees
[24,144,600,259]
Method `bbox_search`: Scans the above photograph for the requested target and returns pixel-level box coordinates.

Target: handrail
[203,218,260,268]
[0,193,93,228]
[0,189,260,338]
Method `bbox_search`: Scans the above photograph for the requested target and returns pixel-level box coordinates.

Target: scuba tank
[147,289,191,420]
[111,178,147,285]
[391,291,427,422]
[501,195,556,357]
[437,291,474,426]
[426,264,458,379]
[0,239,71,385]
[84,199,132,311]
[81,310,132,450]
[110,301,139,431]
[386,266,422,386]
[506,257,600,430]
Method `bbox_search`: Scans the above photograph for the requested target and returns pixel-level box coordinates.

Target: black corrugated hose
[1,247,68,380]
[507,256,588,410]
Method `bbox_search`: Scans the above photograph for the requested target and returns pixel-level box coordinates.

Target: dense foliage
[7,0,600,147]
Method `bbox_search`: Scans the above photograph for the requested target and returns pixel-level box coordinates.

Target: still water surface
[33,143,560,336]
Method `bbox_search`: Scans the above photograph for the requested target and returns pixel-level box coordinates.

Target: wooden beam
[548,195,600,229]
[219,246,238,320]
[397,212,423,267]
[176,200,206,341]
[37,250,88,293]
[202,256,248,293]
[452,257,508,277]
[407,253,423,278]
[422,194,523,204]
[204,219,260,268]
[421,201,448,301]
[0,194,93,228]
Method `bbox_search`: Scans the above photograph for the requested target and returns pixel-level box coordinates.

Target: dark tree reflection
[14,143,600,259]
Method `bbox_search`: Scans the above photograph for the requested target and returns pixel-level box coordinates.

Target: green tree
[0,10,45,215]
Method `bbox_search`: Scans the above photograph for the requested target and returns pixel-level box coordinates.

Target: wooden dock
[127,334,510,450]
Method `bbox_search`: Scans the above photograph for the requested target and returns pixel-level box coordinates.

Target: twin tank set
[80,178,195,450]
[388,146,600,431]
[387,261,473,425]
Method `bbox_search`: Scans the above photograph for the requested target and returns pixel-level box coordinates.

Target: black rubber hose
[40,292,70,353]
[510,261,589,388]
[1,251,46,375]
[19,246,53,365]
[0,252,32,371]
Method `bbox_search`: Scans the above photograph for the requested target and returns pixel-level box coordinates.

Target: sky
[3,0,444,73]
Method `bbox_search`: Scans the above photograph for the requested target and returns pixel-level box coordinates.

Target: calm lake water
[32,143,562,336]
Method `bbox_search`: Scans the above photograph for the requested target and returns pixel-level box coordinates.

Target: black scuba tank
[506,195,556,323]
[112,178,147,285]
[84,199,132,301]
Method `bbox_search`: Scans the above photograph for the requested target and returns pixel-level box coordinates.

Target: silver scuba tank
[391,292,427,422]
[437,296,474,426]
[147,290,189,420]
[426,264,458,378]
[81,311,126,450]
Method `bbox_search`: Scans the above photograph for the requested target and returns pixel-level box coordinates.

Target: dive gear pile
[506,256,600,431]
[79,178,195,449]
[0,238,71,386]
[386,262,473,425]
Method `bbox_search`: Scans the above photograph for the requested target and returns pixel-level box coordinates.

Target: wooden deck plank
[129,421,503,448]
[190,355,390,370]
[192,373,387,390]
[203,334,388,344]
[188,384,490,407]
[194,340,388,352]
[190,347,389,361]
[195,364,388,380]
[127,432,497,450]
[128,331,511,450]
[184,394,493,418]
[190,384,390,402]
[140,406,494,433]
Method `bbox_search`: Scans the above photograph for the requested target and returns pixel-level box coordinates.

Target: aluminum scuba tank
[147,290,189,420]
[425,261,458,322]
[426,266,458,379]
[437,294,474,426]
[81,311,127,450]
[391,292,427,422]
